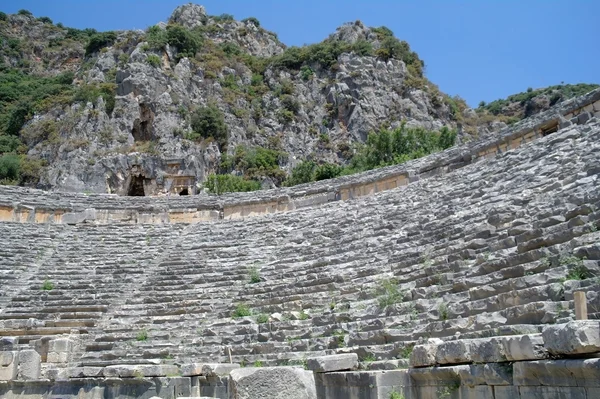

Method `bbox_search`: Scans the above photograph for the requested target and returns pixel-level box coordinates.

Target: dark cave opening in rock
[131,103,155,142]
[128,175,146,196]
[179,188,189,196]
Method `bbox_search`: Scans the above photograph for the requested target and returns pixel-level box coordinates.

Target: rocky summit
[0,3,600,399]
[0,4,596,196]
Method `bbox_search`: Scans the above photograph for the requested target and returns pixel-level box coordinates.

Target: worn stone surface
[180,363,239,377]
[542,321,600,355]
[307,354,358,372]
[229,367,316,399]
[16,350,40,381]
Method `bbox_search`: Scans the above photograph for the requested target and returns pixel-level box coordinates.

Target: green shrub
[189,105,228,146]
[17,9,33,16]
[253,360,263,367]
[241,17,260,27]
[214,13,234,22]
[204,174,261,195]
[41,279,54,291]
[285,161,316,186]
[0,12,7,21]
[389,391,405,399]
[256,314,269,324]
[146,54,161,67]
[377,278,404,309]
[85,31,117,56]
[220,42,242,57]
[166,24,202,59]
[349,123,456,172]
[280,95,300,114]
[232,304,252,318]
[145,25,167,50]
[300,65,314,80]
[37,16,52,24]
[72,83,117,115]
[314,163,343,181]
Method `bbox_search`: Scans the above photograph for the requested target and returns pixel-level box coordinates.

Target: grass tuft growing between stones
[232,304,252,318]
[136,329,148,342]
[41,279,54,291]
[376,278,404,309]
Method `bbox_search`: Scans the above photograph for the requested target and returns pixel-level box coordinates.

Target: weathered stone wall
[1,89,599,225]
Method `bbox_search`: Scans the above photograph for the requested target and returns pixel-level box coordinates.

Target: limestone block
[0,338,18,351]
[410,338,443,367]
[542,320,600,355]
[513,358,600,387]
[493,386,519,399]
[306,353,358,372]
[501,334,548,361]
[518,386,586,399]
[180,362,240,377]
[0,351,18,381]
[435,339,471,365]
[67,366,104,378]
[17,349,41,380]
[47,338,74,363]
[229,367,316,399]
[483,363,513,386]
[102,364,179,378]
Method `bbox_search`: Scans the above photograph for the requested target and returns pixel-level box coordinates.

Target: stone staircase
[0,115,598,372]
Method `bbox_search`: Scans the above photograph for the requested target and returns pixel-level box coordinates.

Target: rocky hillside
[477,83,599,121]
[0,5,595,194]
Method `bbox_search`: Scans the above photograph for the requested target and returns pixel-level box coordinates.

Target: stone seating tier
[0,115,598,369]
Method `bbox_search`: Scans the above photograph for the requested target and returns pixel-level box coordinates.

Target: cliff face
[0,5,595,195]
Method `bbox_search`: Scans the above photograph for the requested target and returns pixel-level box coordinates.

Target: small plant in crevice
[560,254,592,281]
[41,279,54,291]
[362,353,377,363]
[438,303,449,321]
[377,278,405,309]
[399,344,414,359]
[253,360,263,367]
[256,314,269,324]
[332,330,346,347]
[298,310,309,320]
[232,304,252,318]
[248,266,261,284]
[389,391,405,399]
[136,329,148,342]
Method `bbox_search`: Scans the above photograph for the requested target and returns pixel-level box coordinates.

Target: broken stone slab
[513,358,600,387]
[365,359,409,370]
[62,208,97,224]
[47,338,75,363]
[542,320,600,355]
[410,338,443,367]
[67,366,104,378]
[17,350,41,380]
[229,367,316,399]
[180,363,240,377]
[306,354,358,372]
[102,364,179,378]
[0,351,18,381]
[411,335,548,367]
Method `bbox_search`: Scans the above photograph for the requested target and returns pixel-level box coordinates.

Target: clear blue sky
[2,0,598,107]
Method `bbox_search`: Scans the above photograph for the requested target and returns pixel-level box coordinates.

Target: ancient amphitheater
[1,90,599,398]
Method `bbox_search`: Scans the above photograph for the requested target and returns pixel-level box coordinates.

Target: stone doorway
[128,175,146,196]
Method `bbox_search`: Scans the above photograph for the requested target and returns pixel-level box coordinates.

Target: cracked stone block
[229,367,316,399]
[306,354,358,372]
[542,321,600,355]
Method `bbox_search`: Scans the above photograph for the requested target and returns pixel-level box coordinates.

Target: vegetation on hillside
[478,83,598,117]
[205,123,457,193]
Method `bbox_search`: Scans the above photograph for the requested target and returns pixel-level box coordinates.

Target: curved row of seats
[0,118,598,369]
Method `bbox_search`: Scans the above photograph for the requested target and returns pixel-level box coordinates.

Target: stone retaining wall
[1,89,599,225]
